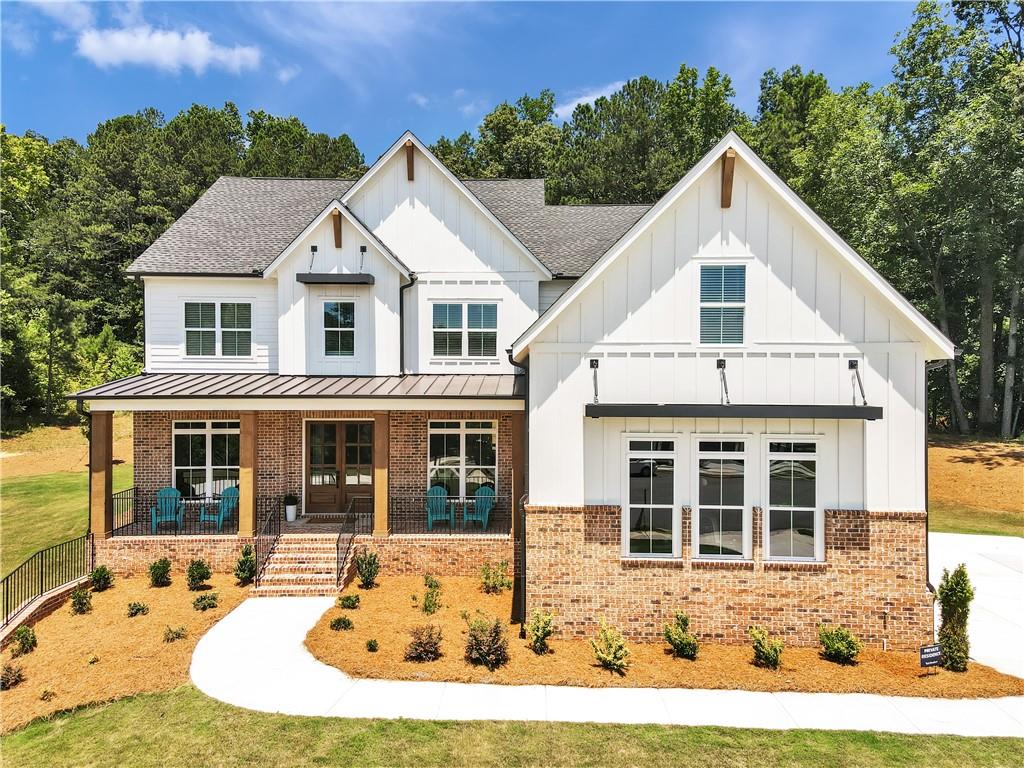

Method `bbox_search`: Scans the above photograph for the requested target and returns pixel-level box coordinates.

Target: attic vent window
[699,265,745,345]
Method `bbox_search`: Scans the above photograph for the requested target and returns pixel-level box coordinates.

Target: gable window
[220,303,251,356]
[172,420,240,499]
[324,301,355,357]
[184,303,216,356]
[433,302,498,357]
[696,440,746,557]
[428,420,496,497]
[184,301,252,357]
[624,438,678,557]
[766,441,818,560]
[699,265,745,344]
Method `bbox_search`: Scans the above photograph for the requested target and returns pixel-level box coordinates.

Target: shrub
[234,545,256,585]
[480,561,513,594]
[186,559,212,591]
[422,585,441,615]
[937,563,974,672]
[404,625,443,662]
[366,639,379,653]
[749,626,784,669]
[284,493,299,506]
[464,616,509,670]
[818,625,862,665]
[337,594,360,610]
[663,612,699,660]
[424,573,441,590]
[192,593,219,611]
[330,616,354,631]
[10,626,37,657]
[1,664,25,690]
[354,550,380,588]
[526,609,555,654]
[70,587,92,615]
[163,625,188,643]
[90,565,114,592]
[127,602,150,617]
[590,619,630,673]
[40,689,56,701]
[149,558,172,587]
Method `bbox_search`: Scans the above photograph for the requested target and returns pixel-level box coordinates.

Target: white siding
[539,279,575,313]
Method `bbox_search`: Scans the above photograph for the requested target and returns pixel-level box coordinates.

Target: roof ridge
[218,175,359,182]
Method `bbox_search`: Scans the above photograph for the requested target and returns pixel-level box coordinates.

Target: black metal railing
[111,487,240,536]
[2,535,93,627]
[389,494,512,535]
[335,497,374,587]
[254,496,284,588]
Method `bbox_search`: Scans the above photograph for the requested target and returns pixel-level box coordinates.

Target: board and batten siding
[527,156,927,512]
[144,277,278,373]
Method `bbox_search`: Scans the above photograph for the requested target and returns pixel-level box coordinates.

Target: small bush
[88,655,99,665]
[39,689,56,701]
[149,558,172,587]
[422,585,441,615]
[284,493,299,507]
[234,545,256,585]
[354,550,380,588]
[818,625,862,665]
[192,593,219,611]
[424,573,441,591]
[330,616,354,631]
[749,625,784,669]
[663,612,699,660]
[405,625,443,662]
[186,559,212,591]
[366,639,379,653]
[127,602,150,617]
[1,664,25,690]
[163,625,188,643]
[937,563,974,672]
[337,594,360,610]
[526,609,554,654]
[590,619,630,673]
[10,626,37,657]
[90,565,114,592]
[464,616,509,670]
[70,587,92,615]
[480,561,514,594]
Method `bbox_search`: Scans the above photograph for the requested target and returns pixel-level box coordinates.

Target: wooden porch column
[373,411,390,537]
[510,410,526,540]
[238,411,258,538]
[89,410,114,539]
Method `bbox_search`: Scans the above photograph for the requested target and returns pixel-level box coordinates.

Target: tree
[473,91,561,178]
[242,111,365,178]
[430,132,482,177]
[753,65,831,184]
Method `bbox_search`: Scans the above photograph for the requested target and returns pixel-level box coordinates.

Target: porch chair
[150,487,184,534]
[198,486,239,533]
[462,486,495,531]
[425,486,453,531]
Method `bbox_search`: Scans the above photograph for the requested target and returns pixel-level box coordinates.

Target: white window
[699,265,745,344]
[220,303,251,356]
[766,440,819,560]
[172,421,240,499]
[323,300,355,357]
[623,438,679,558]
[695,439,747,558]
[427,420,496,497]
[184,301,252,357]
[432,302,497,357]
[184,302,216,356]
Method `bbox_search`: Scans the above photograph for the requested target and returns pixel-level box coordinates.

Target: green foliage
[127,601,149,617]
[479,561,513,594]
[192,593,219,612]
[464,616,509,670]
[526,609,555,655]
[354,550,379,588]
[337,594,360,610]
[234,545,256,585]
[148,558,171,587]
[283,493,299,506]
[10,626,37,657]
[663,612,699,660]
[937,563,975,671]
[590,619,630,673]
[1,663,25,690]
[749,626,785,670]
[69,587,92,615]
[90,565,113,592]
[404,625,443,662]
[330,616,353,631]
[163,626,188,643]
[818,625,862,664]
[366,639,378,653]
[421,573,442,615]
[186,559,211,591]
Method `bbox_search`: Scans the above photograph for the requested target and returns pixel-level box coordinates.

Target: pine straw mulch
[307,575,1024,699]
[928,436,1024,513]
[0,573,247,732]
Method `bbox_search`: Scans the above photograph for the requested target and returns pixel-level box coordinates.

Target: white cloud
[554,80,626,121]
[28,0,96,32]
[3,19,38,53]
[277,64,301,84]
[408,92,429,108]
[76,25,261,75]
[453,87,467,99]
[458,98,488,117]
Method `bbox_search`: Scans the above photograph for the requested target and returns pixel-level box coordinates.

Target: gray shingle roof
[128,175,651,278]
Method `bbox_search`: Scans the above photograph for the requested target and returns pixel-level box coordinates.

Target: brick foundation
[93,536,250,576]
[525,505,932,651]
[352,534,514,577]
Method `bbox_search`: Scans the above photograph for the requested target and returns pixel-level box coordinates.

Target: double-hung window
[184,302,216,356]
[324,300,355,357]
[172,420,240,499]
[695,440,746,557]
[432,302,497,357]
[184,301,252,357]
[427,420,496,496]
[220,303,251,356]
[624,439,677,557]
[766,441,818,560]
[699,265,745,344]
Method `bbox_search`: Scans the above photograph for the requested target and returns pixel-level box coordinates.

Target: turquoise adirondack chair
[150,487,184,534]
[199,487,239,533]
[425,486,452,531]
[462,486,495,531]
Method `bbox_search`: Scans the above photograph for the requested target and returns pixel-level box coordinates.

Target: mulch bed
[928,438,1024,514]
[0,573,247,732]
[307,575,1024,699]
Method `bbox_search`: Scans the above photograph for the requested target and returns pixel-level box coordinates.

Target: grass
[929,500,1023,538]
[0,464,133,576]
[3,686,1022,768]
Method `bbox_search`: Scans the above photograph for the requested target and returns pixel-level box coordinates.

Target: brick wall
[94,536,250,575]
[525,505,932,650]
[352,534,514,577]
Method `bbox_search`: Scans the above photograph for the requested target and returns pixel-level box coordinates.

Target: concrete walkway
[191,533,1024,737]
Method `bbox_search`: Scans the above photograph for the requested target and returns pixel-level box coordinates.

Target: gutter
[507,348,529,629]
[399,273,418,374]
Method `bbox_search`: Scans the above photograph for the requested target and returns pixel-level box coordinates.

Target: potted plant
[284,493,299,522]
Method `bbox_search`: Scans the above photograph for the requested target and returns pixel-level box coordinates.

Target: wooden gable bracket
[721,148,736,208]
[405,140,415,181]
[332,210,342,248]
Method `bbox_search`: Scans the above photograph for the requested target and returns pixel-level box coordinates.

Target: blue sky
[2,1,917,159]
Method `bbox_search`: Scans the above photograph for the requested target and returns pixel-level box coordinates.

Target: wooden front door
[305,421,373,515]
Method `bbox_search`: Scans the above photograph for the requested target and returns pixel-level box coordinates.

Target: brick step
[258,571,336,584]
[271,544,338,554]
[264,554,337,565]
[251,585,338,597]
[263,562,335,575]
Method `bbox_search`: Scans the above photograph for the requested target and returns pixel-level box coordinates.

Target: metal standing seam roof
[70,373,525,401]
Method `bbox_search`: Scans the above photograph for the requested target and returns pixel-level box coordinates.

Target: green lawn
[929,500,1023,538]
[3,686,1022,768]
[0,464,133,576]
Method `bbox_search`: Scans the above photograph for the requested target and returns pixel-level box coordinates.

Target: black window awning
[585,403,883,420]
[296,273,375,285]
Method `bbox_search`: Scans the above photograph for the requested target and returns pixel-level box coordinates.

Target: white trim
[426,419,498,498]
[87,397,524,412]
[182,298,255,360]
[512,131,954,361]
[319,297,359,363]
[691,434,752,560]
[171,419,240,500]
[430,299,500,360]
[620,433,682,559]
[760,435,824,562]
[341,131,553,279]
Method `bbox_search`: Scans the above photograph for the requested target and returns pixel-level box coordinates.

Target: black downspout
[507,348,529,630]
[398,274,418,375]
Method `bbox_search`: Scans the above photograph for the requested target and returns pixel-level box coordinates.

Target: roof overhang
[585,403,883,420]
[296,273,375,285]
